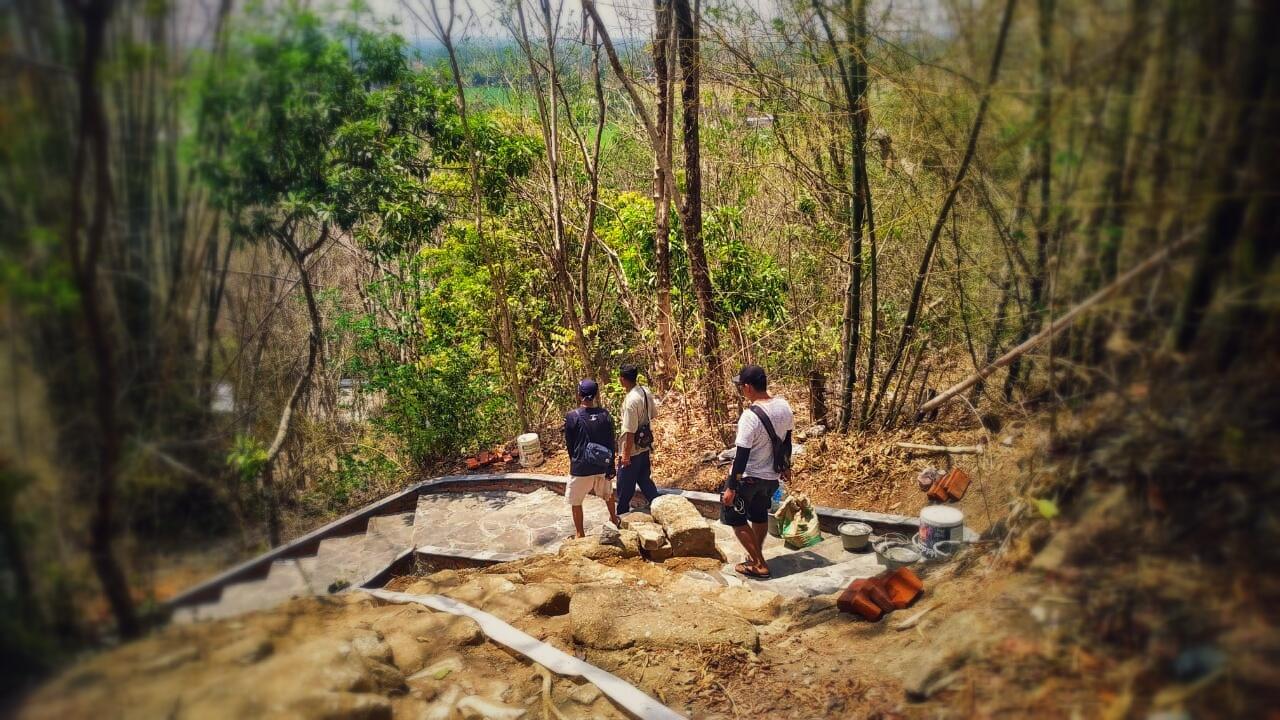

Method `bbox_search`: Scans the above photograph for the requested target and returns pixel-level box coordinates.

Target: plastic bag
[775,493,822,549]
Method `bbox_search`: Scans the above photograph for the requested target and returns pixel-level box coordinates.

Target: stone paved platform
[173,482,907,623]
[412,488,613,557]
[712,525,886,598]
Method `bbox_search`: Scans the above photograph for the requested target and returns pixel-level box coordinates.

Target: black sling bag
[748,405,792,474]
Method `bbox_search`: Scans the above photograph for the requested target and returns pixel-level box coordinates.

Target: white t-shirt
[734,396,794,481]
[620,386,656,455]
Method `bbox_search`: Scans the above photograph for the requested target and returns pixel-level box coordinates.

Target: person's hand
[722,488,736,507]
[619,452,631,468]
[781,468,793,483]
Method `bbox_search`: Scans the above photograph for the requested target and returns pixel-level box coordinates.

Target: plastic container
[838,522,873,552]
[918,505,965,549]
[881,545,921,571]
[767,486,786,537]
[516,433,544,467]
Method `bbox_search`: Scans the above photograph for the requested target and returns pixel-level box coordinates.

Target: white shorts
[566,474,612,506]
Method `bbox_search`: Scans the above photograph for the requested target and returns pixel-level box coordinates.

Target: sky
[366,0,951,43]
[366,0,672,40]
[173,0,952,52]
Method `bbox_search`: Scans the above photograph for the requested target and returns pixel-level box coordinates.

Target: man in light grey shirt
[616,364,659,514]
[721,364,793,579]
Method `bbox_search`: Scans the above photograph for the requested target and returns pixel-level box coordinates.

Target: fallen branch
[896,442,985,455]
[918,233,1198,415]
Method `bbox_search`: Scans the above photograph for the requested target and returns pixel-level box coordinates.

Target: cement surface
[412,487,613,557]
[711,525,886,598]
[176,485,892,623]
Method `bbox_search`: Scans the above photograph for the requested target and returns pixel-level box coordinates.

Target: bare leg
[571,504,585,538]
[750,521,768,548]
[607,494,621,527]
[733,525,769,574]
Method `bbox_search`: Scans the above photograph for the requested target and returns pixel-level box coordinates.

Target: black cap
[732,364,767,390]
[577,379,599,398]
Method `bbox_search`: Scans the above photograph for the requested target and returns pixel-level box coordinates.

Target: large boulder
[569,585,757,651]
[649,495,718,558]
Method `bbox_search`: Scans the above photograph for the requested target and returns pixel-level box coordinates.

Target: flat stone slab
[412,487,612,557]
[713,525,886,598]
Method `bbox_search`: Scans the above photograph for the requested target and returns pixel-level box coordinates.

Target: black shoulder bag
[634,388,655,450]
[748,405,792,473]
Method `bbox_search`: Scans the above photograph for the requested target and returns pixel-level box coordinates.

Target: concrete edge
[165,479,431,608]
[411,545,527,565]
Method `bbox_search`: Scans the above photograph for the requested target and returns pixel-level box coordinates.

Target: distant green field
[465,85,528,110]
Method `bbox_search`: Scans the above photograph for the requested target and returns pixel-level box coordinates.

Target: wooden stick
[896,442,985,455]
[918,233,1197,415]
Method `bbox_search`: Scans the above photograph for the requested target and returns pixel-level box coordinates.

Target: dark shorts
[720,478,779,527]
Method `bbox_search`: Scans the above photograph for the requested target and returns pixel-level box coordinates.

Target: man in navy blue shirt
[563,379,620,537]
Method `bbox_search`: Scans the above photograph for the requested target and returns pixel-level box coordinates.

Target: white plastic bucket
[517,433,544,467]
[918,505,965,549]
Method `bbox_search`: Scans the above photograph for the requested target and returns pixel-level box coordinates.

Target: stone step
[170,554,326,623]
[214,558,317,615]
[311,529,403,592]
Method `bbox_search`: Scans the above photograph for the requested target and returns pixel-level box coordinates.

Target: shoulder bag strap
[748,404,781,447]
[572,409,590,454]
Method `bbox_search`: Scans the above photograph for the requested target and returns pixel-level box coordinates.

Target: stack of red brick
[464,448,515,470]
[925,467,971,503]
[837,567,924,621]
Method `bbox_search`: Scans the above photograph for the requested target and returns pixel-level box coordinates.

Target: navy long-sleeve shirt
[564,405,616,477]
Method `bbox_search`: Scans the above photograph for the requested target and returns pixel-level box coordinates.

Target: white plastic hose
[367,589,685,720]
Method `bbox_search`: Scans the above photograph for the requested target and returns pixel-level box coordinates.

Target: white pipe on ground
[367,588,685,720]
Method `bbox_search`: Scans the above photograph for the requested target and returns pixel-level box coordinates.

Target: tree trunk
[257,228,326,547]
[65,0,140,639]
[1173,0,1275,351]
[809,370,828,426]
[838,0,869,432]
[673,0,725,430]
[1005,0,1054,400]
[652,0,679,390]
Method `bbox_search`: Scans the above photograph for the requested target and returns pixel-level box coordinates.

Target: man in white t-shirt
[721,364,793,579]
[616,364,660,514]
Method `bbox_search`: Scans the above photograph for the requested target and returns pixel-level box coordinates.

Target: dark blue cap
[732,364,767,390]
[577,379,599,398]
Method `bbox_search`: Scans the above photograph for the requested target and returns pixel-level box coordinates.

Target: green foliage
[225,434,268,483]
[705,206,788,323]
[307,447,397,513]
